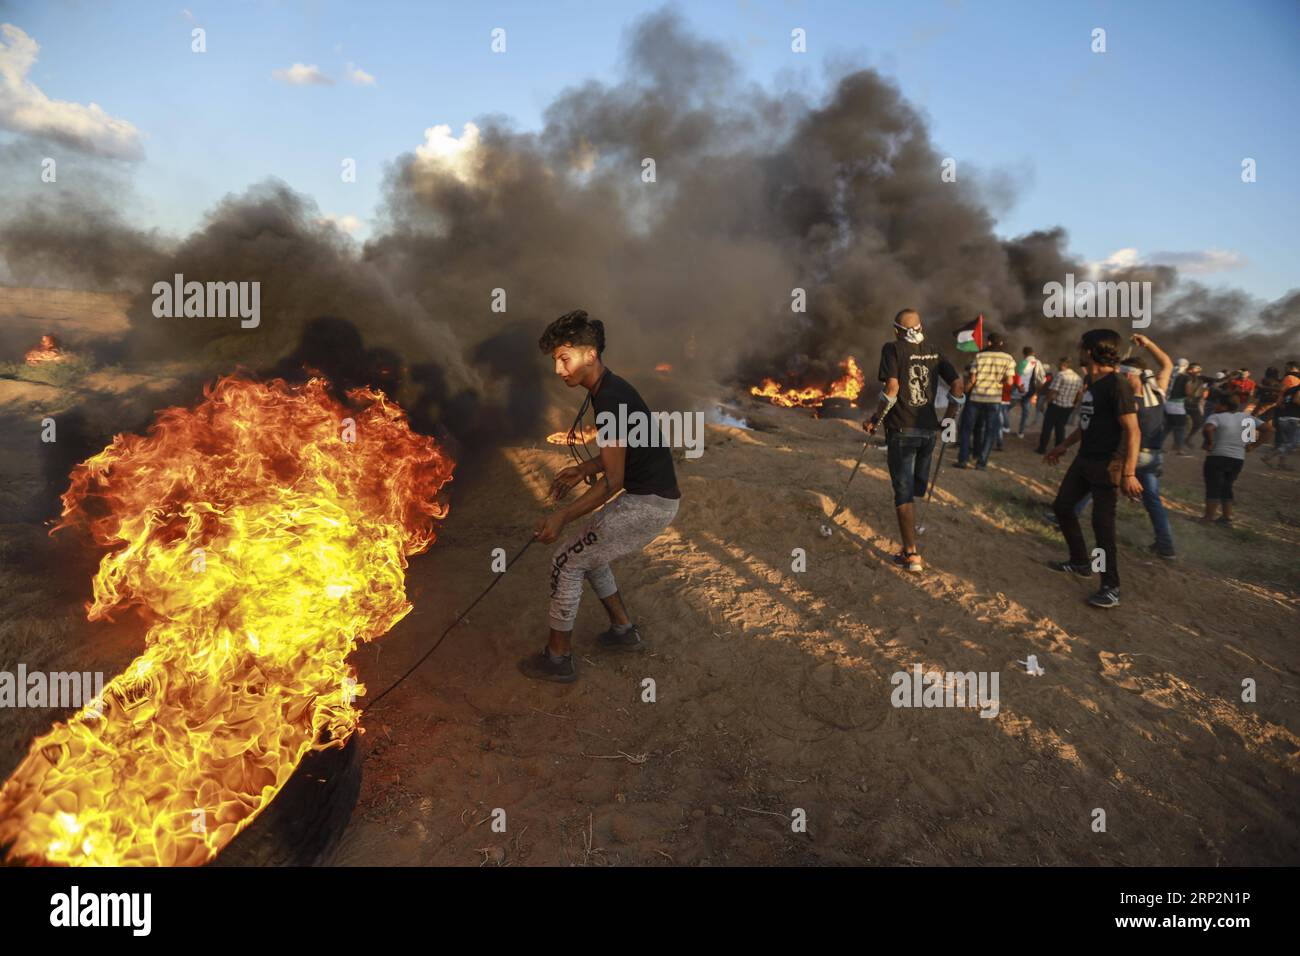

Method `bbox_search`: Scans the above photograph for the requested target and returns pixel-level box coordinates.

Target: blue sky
[3,0,1298,301]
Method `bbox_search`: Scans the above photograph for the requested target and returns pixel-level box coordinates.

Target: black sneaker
[1087,587,1120,608]
[597,623,644,650]
[1149,543,1177,560]
[1043,510,1061,527]
[518,647,577,683]
[1048,560,1091,578]
[952,461,969,470]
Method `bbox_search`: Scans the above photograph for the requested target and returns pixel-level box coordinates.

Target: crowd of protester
[863,309,1294,611]
[962,346,1299,478]
[954,335,1297,606]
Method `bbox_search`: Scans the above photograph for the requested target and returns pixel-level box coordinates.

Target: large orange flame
[750,356,864,408]
[0,375,454,866]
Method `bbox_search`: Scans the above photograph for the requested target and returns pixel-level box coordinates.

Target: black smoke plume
[2,8,1295,433]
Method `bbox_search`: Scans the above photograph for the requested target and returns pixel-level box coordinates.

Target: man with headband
[864,308,964,572]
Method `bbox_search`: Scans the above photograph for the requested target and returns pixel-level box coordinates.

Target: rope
[363,534,537,712]
[365,377,602,710]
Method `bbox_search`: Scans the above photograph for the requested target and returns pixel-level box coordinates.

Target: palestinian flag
[955,313,985,353]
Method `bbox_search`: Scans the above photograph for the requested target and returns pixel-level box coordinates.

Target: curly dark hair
[538,309,605,355]
[1081,328,1122,365]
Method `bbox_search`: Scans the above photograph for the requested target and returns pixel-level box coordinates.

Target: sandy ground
[1,373,1296,866]
[326,400,1298,866]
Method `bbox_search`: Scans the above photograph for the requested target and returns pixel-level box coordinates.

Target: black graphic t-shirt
[590,370,681,498]
[877,340,959,431]
[1078,371,1138,460]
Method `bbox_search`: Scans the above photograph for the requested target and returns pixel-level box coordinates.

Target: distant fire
[0,376,454,866]
[547,425,599,445]
[25,334,66,366]
[750,356,864,408]
[654,363,672,374]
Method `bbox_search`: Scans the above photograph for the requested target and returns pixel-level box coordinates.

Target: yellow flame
[750,356,864,408]
[0,376,454,866]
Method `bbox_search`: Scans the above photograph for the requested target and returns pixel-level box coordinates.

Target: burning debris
[24,333,67,366]
[749,357,865,410]
[0,376,454,866]
[547,425,599,446]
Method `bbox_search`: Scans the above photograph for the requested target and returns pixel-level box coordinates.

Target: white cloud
[345,62,376,86]
[1090,247,1141,273]
[272,63,332,86]
[0,23,143,159]
[318,213,363,235]
[415,122,482,184]
[1088,246,1244,277]
[1146,249,1245,275]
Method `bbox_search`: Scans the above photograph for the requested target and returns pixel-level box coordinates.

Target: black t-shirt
[1078,371,1138,460]
[590,370,681,498]
[877,340,959,431]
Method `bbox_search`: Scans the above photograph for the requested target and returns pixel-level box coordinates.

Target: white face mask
[894,322,924,344]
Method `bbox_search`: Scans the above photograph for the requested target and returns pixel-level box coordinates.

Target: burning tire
[0,377,452,866]
[817,397,860,420]
[213,734,362,867]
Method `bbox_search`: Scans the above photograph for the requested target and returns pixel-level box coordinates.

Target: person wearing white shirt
[1199,394,1258,526]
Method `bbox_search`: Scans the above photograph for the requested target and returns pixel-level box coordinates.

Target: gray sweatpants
[548,492,680,631]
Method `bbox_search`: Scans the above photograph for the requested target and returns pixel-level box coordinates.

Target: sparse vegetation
[0,354,95,389]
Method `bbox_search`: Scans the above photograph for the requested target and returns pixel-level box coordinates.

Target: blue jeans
[958,401,1002,466]
[1072,450,1175,553]
[1137,451,1175,553]
[885,428,937,506]
[1016,392,1035,434]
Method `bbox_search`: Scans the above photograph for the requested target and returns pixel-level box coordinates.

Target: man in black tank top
[521,310,682,683]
